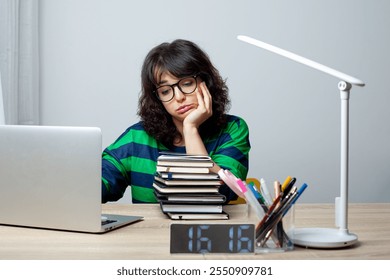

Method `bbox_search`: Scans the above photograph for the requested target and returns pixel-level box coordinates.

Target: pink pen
[218,169,245,198]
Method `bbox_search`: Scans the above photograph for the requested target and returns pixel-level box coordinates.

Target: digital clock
[170,224,254,253]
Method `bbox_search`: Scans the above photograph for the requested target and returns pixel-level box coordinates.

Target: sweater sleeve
[209,116,251,201]
[101,122,161,203]
[101,148,130,203]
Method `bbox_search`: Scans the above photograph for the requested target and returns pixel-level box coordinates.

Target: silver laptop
[0,125,143,233]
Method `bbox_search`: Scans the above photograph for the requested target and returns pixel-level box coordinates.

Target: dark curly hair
[138,39,231,147]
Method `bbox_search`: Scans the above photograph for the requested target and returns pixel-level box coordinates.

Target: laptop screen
[0,125,104,232]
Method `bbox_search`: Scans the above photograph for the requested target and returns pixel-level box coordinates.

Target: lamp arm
[237,35,365,87]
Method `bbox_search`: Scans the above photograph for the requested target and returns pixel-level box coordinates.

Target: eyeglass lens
[156,76,197,102]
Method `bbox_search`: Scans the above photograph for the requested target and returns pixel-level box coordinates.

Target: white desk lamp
[0,72,5,125]
[237,35,365,248]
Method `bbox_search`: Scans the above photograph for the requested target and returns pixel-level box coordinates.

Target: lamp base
[291,227,358,248]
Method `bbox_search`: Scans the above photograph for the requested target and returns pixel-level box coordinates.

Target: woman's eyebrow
[158,79,168,85]
[158,77,181,86]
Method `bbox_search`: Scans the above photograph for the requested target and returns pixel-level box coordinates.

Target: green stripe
[132,186,158,203]
[109,129,159,150]
[103,153,129,181]
[102,177,110,191]
[212,154,248,179]
[226,118,250,152]
[120,156,157,174]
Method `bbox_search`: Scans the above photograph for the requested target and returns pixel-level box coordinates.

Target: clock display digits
[229,225,252,253]
[171,224,254,254]
[188,225,211,253]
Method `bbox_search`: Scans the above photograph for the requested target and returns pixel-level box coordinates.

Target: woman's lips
[177,104,194,114]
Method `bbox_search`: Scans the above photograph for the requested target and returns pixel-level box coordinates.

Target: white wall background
[39,0,390,204]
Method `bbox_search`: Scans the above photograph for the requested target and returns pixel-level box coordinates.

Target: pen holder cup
[249,204,295,253]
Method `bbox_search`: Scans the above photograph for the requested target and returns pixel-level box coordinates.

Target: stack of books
[153,152,229,220]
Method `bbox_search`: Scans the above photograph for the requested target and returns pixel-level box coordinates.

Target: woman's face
[156,71,201,123]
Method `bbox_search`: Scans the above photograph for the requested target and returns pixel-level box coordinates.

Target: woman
[102,39,250,203]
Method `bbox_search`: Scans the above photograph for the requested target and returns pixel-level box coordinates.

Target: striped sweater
[101,114,250,203]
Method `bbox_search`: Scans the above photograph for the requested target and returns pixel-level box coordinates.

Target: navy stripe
[204,132,232,151]
[215,145,249,167]
[109,142,160,161]
[130,171,155,188]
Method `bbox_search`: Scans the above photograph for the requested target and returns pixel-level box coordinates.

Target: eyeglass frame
[154,75,199,102]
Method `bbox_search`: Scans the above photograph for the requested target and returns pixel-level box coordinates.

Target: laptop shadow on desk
[0,217,143,235]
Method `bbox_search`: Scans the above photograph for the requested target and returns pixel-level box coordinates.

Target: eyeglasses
[155,75,198,102]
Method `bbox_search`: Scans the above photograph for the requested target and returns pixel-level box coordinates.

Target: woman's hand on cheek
[183,82,213,129]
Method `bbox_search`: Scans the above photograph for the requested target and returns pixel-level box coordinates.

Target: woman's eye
[158,87,171,95]
[181,80,194,87]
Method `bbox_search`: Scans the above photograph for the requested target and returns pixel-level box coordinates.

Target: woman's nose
[173,86,186,101]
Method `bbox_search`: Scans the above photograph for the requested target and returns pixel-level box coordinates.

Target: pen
[282,177,296,199]
[257,187,298,245]
[247,182,269,213]
[273,180,281,200]
[271,179,283,245]
[282,183,308,216]
[255,194,281,237]
[256,186,297,237]
[280,176,291,193]
[218,169,245,198]
[291,183,308,204]
[258,183,301,247]
[259,178,273,206]
[247,182,283,247]
[277,178,292,246]
[237,179,265,219]
[254,193,282,247]
[277,186,298,216]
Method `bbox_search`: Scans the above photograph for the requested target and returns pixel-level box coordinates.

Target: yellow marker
[281,176,292,192]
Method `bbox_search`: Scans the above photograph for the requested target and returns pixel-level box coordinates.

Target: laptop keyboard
[101,216,117,226]
[101,219,116,226]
